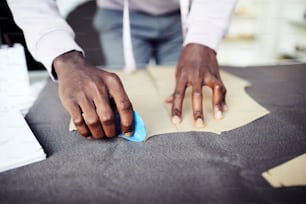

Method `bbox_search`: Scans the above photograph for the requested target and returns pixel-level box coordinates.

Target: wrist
[185,43,216,55]
[52,50,84,78]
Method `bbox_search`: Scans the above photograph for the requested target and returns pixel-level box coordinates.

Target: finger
[106,74,134,136]
[213,83,227,120]
[80,98,105,139]
[205,75,227,120]
[94,93,117,138]
[192,85,205,128]
[171,78,187,125]
[63,101,90,137]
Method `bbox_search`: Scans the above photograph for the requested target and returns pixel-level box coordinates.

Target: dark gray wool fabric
[1,64,306,204]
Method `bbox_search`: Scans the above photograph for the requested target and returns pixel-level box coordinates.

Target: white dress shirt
[7,0,237,79]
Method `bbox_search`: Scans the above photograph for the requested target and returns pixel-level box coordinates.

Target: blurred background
[1,0,306,70]
[219,0,306,66]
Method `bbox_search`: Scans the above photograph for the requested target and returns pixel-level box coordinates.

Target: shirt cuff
[35,30,83,80]
[184,21,225,52]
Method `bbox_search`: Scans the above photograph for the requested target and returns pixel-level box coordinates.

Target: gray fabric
[1,64,306,204]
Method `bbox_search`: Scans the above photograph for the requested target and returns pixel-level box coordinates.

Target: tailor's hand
[166,43,227,128]
[53,51,134,139]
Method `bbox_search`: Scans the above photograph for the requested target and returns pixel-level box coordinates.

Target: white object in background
[0,43,32,114]
[0,110,46,173]
[0,43,29,95]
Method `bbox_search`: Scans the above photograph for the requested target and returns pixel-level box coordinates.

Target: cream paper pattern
[262,153,306,188]
[70,66,269,139]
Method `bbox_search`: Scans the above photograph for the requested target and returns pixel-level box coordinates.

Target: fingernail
[124,132,133,137]
[195,118,205,128]
[172,115,181,124]
[86,136,92,140]
[215,109,223,120]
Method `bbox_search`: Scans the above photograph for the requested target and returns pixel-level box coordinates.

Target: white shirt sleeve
[6,0,83,80]
[184,0,237,52]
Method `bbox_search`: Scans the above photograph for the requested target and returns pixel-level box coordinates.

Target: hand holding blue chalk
[116,111,146,142]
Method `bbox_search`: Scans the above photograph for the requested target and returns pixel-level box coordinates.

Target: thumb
[165,94,174,103]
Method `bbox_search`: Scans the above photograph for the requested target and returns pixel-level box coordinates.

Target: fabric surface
[1,64,306,203]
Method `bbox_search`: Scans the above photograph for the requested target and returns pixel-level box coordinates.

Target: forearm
[6,0,83,80]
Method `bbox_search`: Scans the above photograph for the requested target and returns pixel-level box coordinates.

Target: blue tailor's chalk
[116,111,146,142]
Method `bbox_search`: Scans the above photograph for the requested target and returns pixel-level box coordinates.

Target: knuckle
[107,73,121,84]
[194,110,202,116]
[86,116,100,127]
[78,129,90,137]
[176,70,188,80]
[109,72,120,79]
[172,108,181,116]
[118,100,133,112]
[101,114,114,126]
[121,121,133,128]
[105,131,116,138]
[74,92,87,102]
[215,84,226,93]
[73,117,84,127]
[121,120,133,129]
[192,90,202,96]
[92,133,103,139]
[60,90,78,103]
[173,91,184,101]
[174,91,183,97]
[87,80,97,88]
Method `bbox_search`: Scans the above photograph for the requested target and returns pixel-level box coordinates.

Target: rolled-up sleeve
[184,0,237,52]
[7,0,83,80]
